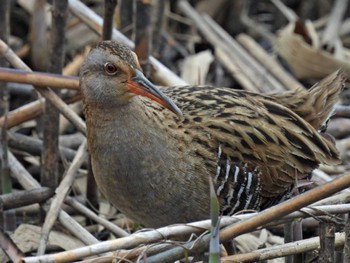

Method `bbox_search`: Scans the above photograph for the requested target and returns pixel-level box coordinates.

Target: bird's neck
[85,96,181,179]
[85,96,173,139]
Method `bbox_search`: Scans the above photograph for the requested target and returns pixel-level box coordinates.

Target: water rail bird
[80,41,343,227]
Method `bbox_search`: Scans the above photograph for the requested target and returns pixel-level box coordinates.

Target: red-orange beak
[127,69,182,116]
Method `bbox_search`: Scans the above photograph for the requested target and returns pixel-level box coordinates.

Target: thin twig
[65,197,129,237]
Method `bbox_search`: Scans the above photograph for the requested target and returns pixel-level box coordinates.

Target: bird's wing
[163,86,340,201]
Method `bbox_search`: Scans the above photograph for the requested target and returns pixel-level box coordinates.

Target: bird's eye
[104,62,118,75]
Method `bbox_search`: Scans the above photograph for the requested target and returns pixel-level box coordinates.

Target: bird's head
[80,41,181,115]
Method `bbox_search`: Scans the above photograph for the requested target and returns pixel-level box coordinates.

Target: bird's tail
[273,70,345,130]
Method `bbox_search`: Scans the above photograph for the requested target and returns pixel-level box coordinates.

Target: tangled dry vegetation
[1,0,350,262]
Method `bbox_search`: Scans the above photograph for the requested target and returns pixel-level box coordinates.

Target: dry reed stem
[38,140,88,254]
[236,33,303,90]
[68,0,187,86]
[65,197,129,237]
[20,203,350,262]
[0,68,78,89]
[138,171,350,262]
[0,40,86,134]
[222,232,345,262]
